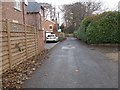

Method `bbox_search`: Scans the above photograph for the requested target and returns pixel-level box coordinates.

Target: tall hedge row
[74,11,120,44]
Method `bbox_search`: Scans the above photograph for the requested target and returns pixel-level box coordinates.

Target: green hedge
[74,11,120,44]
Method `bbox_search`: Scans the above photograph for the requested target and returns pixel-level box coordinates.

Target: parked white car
[46,34,58,42]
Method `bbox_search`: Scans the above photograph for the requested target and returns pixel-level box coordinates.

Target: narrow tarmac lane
[23,37,118,88]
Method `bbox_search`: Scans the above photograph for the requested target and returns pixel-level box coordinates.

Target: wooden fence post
[37,30,39,54]
[24,25,28,60]
[35,27,38,55]
[6,19,12,69]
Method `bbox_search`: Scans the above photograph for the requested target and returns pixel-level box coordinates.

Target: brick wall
[53,24,59,36]
[26,13,42,30]
[36,13,42,30]
[43,20,55,32]
[2,2,26,24]
[38,30,45,52]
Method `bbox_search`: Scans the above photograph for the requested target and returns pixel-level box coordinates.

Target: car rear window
[48,35,55,37]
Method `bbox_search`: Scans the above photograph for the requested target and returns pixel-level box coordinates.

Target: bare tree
[61,0,102,33]
[61,2,86,33]
[83,1,102,16]
[40,3,56,20]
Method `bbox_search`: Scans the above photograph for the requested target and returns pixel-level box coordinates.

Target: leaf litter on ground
[2,49,49,89]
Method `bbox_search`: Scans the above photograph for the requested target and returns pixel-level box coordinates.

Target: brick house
[2,0,45,51]
[2,0,45,28]
[43,19,58,35]
[43,19,59,42]
[2,0,28,24]
[26,0,45,29]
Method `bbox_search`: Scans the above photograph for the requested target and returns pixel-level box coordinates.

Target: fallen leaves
[2,49,49,89]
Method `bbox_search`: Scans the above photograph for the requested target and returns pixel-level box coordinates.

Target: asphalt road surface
[23,37,118,88]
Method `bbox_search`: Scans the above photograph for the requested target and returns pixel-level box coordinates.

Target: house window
[14,0,21,11]
[49,25,53,30]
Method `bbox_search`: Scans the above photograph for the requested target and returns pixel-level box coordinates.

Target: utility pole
[57,12,61,32]
[58,12,60,25]
[50,6,52,20]
[53,7,56,21]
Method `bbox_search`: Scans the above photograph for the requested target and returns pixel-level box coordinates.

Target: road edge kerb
[47,42,60,52]
[75,37,120,47]
[47,38,67,52]
[90,44,120,47]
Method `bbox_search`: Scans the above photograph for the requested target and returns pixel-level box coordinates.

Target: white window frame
[24,0,28,6]
[14,0,21,11]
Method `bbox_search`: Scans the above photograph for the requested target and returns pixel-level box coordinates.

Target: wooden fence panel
[1,20,10,72]
[1,19,41,73]
[26,26,36,59]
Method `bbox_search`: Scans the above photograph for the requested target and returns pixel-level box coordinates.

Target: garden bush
[75,11,120,44]
[74,14,102,41]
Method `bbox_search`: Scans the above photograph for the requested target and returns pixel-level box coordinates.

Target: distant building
[43,19,58,34]
[26,0,45,29]
[43,19,59,41]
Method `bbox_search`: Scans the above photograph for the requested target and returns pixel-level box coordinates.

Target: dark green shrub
[75,17,92,41]
[75,14,103,42]
[75,11,120,44]
[86,11,119,44]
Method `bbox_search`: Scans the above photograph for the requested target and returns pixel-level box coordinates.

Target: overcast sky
[35,0,119,24]
[35,0,119,10]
